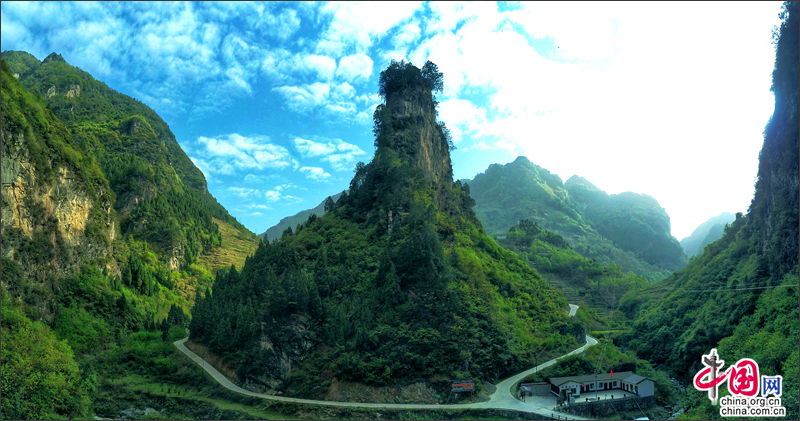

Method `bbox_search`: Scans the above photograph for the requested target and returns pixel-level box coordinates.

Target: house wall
[638,380,655,397]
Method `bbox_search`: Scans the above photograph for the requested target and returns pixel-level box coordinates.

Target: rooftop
[550,371,649,386]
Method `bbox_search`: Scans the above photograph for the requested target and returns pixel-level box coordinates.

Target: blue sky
[1,1,784,239]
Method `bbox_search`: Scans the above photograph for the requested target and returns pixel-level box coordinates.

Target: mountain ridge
[465,156,685,281]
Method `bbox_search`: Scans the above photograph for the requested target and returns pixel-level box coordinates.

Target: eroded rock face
[1,129,116,278]
[241,314,317,392]
[385,86,454,210]
[45,84,81,98]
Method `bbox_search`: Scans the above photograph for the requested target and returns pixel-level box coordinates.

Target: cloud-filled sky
[1,1,784,240]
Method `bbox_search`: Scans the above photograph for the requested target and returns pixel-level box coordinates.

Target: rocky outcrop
[385,86,454,210]
[45,84,81,98]
[1,128,117,278]
[324,379,439,404]
[241,314,317,392]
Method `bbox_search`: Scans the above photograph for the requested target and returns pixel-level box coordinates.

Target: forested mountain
[467,157,684,281]
[189,61,582,402]
[1,52,258,419]
[2,50,255,271]
[679,212,736,257]
[260,192,342,242]
[618,3,798,419]
[497,219,649,312]
[564,175,687,271]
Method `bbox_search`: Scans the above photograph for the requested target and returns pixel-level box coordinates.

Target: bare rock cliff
[1,128,118,279]
[385,86,454,210]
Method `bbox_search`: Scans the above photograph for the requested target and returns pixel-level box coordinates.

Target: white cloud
[260,7,301,40]
[247,204,272,210]
[336,54,374,82]
[315,2,423,57]
[264,184,302,204]
[300,166,332,180]
[293,137,366,171]
[437,99,487,143]
[229,187,260,197]
[273,82,331,112]
[191,133,292,174]
[299,54,337,80]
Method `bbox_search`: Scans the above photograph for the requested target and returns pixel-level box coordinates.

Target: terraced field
[199,218,260,273]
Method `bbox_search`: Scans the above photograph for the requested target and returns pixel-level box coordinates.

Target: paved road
[174,305,596,419]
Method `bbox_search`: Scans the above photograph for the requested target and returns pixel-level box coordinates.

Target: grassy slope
[200,218,260,274]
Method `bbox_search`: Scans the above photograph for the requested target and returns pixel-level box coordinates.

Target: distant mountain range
[260,192,342,242]
[679,212,736,257]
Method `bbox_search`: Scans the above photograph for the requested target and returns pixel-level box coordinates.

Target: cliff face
[385,87,453,190]
[241,314,316,392]
[1,68,117,281]
[382,86,454,211]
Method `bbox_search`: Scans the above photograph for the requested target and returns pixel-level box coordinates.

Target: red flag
[611,370,614,376]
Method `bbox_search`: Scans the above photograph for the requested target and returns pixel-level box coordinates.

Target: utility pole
[595,355,604,399]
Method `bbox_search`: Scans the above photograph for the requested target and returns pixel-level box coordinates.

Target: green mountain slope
[1,53,259,419]
[2,50,255,270]
[619,3,799,418]
[261,192,342,242]
[564,176,687,271]
[680,212,736,257]
[467,157,681,281]
[190,61,582,401]
[497,219,649,312]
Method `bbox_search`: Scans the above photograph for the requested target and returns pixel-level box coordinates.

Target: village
[518,371,657,419]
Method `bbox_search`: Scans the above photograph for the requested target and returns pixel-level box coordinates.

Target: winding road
[174,304,596,419]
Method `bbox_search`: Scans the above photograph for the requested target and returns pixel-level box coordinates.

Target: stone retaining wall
[559,395,656,418]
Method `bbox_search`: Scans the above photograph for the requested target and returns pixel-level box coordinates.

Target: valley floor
[173,308,598,420]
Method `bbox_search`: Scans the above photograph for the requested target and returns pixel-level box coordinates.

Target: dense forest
[617,2,799,419]
[1,52,258,419]
[467,156,684,281]
[497,219,649,312]
[190,60,583,400]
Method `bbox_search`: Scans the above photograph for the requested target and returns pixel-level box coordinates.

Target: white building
[549,371,655,399]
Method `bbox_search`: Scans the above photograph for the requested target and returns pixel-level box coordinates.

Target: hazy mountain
[679,212,736,257]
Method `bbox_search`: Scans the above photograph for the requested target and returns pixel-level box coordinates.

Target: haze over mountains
[679,212,737,257]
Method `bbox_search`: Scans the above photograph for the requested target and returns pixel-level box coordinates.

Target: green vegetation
[467,156,682,282]
[619,3,798,419]
[1,51,261,419]
[261,193,342,242]
[498,219,650,312]
[564,176,687,272]
[679,212,736,257]
[1,293,92,420]
[191,61,580,398]
[1,50,255,271]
